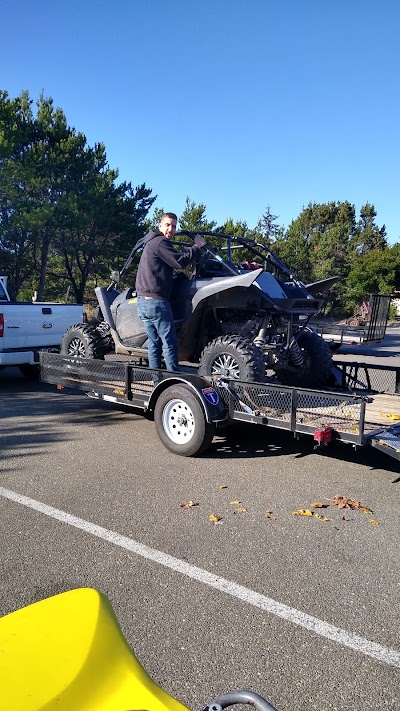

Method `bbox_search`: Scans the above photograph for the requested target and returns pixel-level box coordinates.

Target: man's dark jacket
[135,230,198,301]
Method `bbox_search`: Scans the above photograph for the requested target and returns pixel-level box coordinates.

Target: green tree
[346,244,400,306]
[179,197,217,233]
[0,90,155,301]
[353,202,388,255]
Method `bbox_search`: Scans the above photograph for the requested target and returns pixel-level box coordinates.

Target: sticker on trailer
[201,387,220,405]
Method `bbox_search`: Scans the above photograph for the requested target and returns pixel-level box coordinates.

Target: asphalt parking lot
[1,347,399,710]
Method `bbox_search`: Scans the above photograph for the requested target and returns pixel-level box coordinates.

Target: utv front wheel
[61,323,104,359]
[277,331,333,387]
[198,335,265,382]
[154,384,215,456]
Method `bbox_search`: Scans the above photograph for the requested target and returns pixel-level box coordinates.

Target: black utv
[61,232,338,387]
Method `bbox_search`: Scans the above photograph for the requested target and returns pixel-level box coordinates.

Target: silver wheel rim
[162,398,195,444]
[211,353,240,378]
[68,337,86,357]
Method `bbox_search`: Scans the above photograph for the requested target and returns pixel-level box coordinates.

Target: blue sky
[2,0,399,241]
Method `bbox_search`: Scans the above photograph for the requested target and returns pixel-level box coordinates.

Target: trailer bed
[40,352,400,463]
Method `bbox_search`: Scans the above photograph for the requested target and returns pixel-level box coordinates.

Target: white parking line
[1,485,399,669]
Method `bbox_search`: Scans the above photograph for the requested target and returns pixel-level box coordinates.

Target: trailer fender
[147,374,227,423]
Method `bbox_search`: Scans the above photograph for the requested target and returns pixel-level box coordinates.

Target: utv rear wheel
[154,384,215,456]
[61,323,104,359]
[278,331,333,387]
[198,335,265,382]
[95,321,114,354]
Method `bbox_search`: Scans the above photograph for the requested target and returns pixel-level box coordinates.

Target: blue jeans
[137,297,179,372]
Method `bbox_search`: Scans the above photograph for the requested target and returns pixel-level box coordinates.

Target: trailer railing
[334,360,400,394]
[215,378,365,446]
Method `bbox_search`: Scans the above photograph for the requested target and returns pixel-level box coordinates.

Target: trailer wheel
[154,384,215,456]
[61,323,104,359]
[18,364,40,380]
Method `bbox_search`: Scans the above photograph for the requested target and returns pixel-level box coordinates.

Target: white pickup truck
[0,276,85,379]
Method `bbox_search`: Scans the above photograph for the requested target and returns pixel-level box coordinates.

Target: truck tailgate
[1,303,83,349]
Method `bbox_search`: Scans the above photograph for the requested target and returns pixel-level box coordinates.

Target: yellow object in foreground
[0,587,190,711]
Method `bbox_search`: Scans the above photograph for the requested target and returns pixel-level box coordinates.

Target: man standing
[136,212,205,371]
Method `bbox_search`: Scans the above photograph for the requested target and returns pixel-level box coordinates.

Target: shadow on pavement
[207,422,400,479]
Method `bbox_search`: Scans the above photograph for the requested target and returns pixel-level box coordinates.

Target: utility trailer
[314,294,391,350]
[40,352,400,464]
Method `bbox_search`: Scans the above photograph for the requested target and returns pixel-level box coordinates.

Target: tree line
[1,90,399,315]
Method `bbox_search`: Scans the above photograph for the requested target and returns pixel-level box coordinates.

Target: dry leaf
[330,496,373,514]
[380,412,400,421]
[209,514,222,523]
[180,500,199,509]
[311,501,329,508]
[292,509,313,517]
[265,512,277,521]
[218,484,228,489]
[370,519,379,525]
[315,514,330,522]
[236,507,247,513]
[229,500,240,505]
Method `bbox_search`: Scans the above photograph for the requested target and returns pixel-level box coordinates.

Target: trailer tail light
[0,314,3,337]
[314,427,333,443]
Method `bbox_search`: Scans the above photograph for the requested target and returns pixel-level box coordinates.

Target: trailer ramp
[366,423,400,461]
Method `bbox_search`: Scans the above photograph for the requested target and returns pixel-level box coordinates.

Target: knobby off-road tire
[198,335,265,382]
[278,331,333,387]
[347,317,361,327]
[95,321,114,354]
[154,384,215,456]
[18,364,40,380]
[60,323,105,359]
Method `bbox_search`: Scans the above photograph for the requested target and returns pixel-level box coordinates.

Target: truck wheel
[198,335,265,382]
[61,324,104,359]
[278,331,333,387]
[18,364,40,380]
[154,384,215,456]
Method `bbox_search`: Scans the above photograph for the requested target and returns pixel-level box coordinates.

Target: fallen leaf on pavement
[311,501,329,508]
[209,514,222,523]
[218,484,228,489]
[229,500,240,505]
[370,519,379,525]
[292,509,313,517]
[315,514,330,521]
[330,496,373,514]
[265,511,277,520]
[380,412,400,420]
[236,507,247,513]
[180,501,199,508]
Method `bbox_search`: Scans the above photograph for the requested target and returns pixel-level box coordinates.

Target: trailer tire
[19,364,40,380]
[198,335,265,382]
[61,323,104,359]
[154,384,215,456]
[278,331,333,387]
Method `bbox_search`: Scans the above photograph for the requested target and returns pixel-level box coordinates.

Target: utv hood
[191,268,323,314]
[191,269,267,310]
